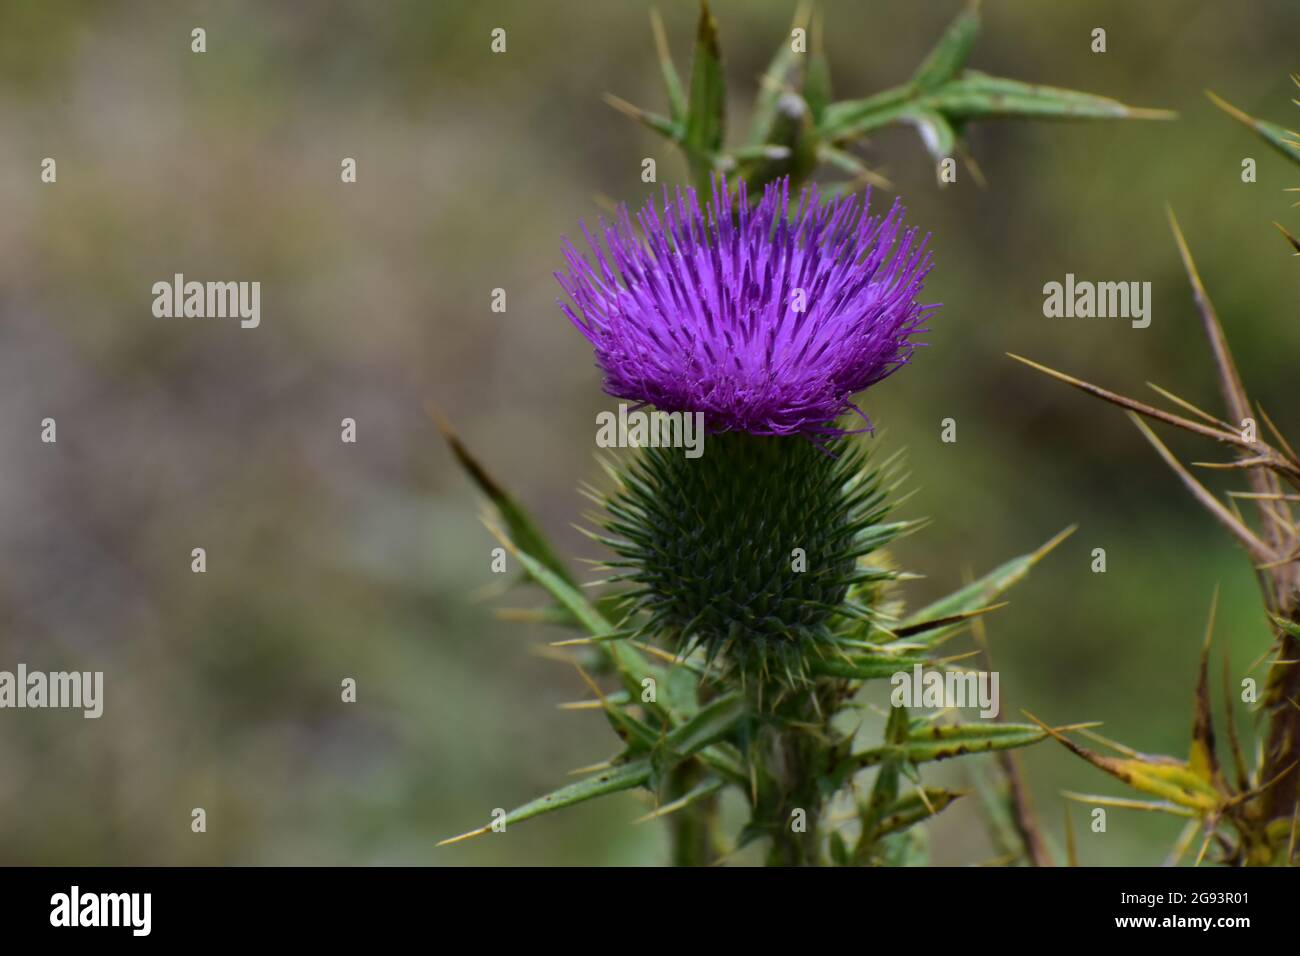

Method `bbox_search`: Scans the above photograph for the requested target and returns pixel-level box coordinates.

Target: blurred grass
[0,0,1297,865]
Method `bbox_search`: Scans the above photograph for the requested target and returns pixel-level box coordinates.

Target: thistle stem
[754,683,840,866]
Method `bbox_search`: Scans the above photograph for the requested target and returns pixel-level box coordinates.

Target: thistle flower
[557,177,937,437]
[560,179,936,690]
[441,0,1168,865]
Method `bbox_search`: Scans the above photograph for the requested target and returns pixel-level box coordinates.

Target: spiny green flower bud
[599,432,897,689]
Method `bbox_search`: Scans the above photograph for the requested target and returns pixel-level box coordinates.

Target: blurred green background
[0,0,1297,865]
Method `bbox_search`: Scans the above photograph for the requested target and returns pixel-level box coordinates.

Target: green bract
[598,433,900,691]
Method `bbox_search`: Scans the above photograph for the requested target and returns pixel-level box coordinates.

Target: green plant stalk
[665,761,721,866]
[751,682,843,866]
[758,731,823,864]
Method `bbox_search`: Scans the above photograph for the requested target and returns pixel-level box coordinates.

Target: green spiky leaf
[909,0,981,92]
[820,87,913,141]
[604,93,681,143]
[873,787,964,838]
[491,523,611,637]
[1208,89,1300,167]
[816,144,889,190]
[856,703,910,859]
[810,649,931,681]
[487,522,680,729]
[1271,614,1300,640]
[747,4,809,146]
[439,759,652,846]
[905,109,956,161]
[684,0,725,188]
[804,17,833,125]
[899,526,1075,646]
[660,691,746,762]
[820,68,1172,156]
[650,8,687,123]
[849,722,1049,774]
[435,411,577,587]
[924,72,1175,122]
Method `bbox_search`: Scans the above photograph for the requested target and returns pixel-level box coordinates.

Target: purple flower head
[556,176,938,437]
